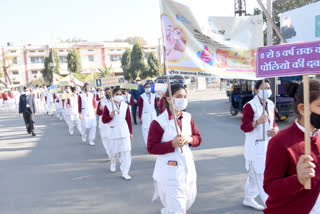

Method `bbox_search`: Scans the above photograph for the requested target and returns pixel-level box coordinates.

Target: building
[0,41,160,87]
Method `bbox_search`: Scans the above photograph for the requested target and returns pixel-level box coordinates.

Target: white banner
[160,0,263,80]
[280,1,320,43]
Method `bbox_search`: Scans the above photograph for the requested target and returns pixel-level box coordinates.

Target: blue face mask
[145,88,151,93]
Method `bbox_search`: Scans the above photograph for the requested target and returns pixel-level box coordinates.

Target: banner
[160,0,263,79]
[101,76,124,88]
[120,83,139,90]
[256,40,320,78]
[280,1,320,43]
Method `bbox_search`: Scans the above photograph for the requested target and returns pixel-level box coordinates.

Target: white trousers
[244,161,268,204]
[0,99,3,110]
[81,116,96,142]
[67,114,82,135]
[44,101,48,113]
[155,180,197,214]
[4,100,10,112]
[47,102,53,115]
[110,151,131,175]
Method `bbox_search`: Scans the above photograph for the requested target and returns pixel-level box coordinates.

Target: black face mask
[106,94,111,100]
[311,112,320,129]
[84,88,88,93]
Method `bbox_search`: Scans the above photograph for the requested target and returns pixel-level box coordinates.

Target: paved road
[0,91,291,214]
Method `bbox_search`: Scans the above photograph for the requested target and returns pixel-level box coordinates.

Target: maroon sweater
[264,122,320,214]
[147,109,202,155]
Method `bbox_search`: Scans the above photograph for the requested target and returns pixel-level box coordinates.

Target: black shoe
[134,122,137,125]
[32,132,36,136]
[27,131,31,134]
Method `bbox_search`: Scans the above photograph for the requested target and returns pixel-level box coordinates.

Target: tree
[141,52,159,79]
[130,43,146,80]
[125,36,147,45]
[41,49,60,84]
[121,48,131,80]
[98,64,113,77]
[67,48,82,73]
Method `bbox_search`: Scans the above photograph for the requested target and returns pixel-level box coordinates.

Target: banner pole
[303,74,311,189]
[164,46,183,153]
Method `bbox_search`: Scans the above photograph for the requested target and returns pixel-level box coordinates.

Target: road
[0,90,291,214]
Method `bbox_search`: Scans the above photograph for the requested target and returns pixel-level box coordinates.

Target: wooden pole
[257,79,266,142]
[164,47,183,153]
[303,74,311,189]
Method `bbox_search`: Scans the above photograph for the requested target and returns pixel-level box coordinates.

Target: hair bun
[285,81,300,98]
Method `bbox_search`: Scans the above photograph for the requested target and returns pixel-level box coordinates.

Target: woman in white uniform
[67,87,82,136]
[138,83,157,146]
[102,88,133,180]
[147,84,202,214]
[97,87,112,158]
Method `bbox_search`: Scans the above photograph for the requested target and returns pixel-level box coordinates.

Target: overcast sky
[0,0,261,45]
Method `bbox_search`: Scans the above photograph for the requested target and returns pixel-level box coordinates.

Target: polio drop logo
[197,45,215,66]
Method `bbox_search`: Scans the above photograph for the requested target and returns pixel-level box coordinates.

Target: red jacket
[264,122,320,214]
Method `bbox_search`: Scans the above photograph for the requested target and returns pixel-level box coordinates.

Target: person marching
[78,83,97,146]
[102,87,133,180]
[3,90,10,112]
[130,77,143,124]
[0,89,3,111]
[96,87,112,158]
[46,88,54,116]
[240,79,279,210]
[122,88,133,111]
[264,80,320,214]
[14,88,20,113]
[65,87,82,136]
[42,85,48,114]
[138,82,158,146]
[19,87,36,136]
[147,84,202,214]
[53,91,63,120]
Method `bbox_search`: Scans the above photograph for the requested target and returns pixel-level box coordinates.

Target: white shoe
[243,199,265,211]
[82,136,86,142]
[69,132,73,136]
[110,164,116,172]
[122,174,132,180]
[89,141,95,146]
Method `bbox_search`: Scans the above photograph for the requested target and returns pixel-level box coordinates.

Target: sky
[0,0,260,46]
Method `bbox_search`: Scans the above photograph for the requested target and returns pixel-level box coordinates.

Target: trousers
[81,116,96,142]
[110,151,131,175]
[67,113,82,135]
[23,108,35,133]
[132,104,138,124]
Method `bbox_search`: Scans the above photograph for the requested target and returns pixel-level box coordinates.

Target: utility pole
[266,0,273,46]
[234,0,246,16]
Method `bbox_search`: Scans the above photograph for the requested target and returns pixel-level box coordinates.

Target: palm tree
[98,64,112,77]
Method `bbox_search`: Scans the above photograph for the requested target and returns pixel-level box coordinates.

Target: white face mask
[258,89,272,99]
[114,95,123,103]
[173,98,188,111]
[145,88,151,93]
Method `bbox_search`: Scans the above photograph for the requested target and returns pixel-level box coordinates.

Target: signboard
[120,83,139,90]
[58,81,69,86]
[155,83,168,93]
[280,1,320,43]
[256,40,320,78]
[197,77,207,90]
[160,0,263,79]
[101,76,124,87]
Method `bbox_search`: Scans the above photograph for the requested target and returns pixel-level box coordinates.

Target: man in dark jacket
[19,87,36,136]
[130,77,144,124]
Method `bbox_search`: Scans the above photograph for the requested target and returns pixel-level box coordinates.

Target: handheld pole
[257,79,266,142]
[164,47,183,153]
[303,75,311,189]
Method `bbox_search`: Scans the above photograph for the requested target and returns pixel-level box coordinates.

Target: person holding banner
[102,88,133,180]
[240,79,279,210]
[78,83,97,146]
[263,80,320,214]
[147,84,202,214]
[96,87,112,158]
[66,87,82,136]
[139,83,158,146]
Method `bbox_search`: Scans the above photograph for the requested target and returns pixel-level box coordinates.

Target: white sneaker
[89,141,95,146]
[122,174,132,180]
[243,199,265,211]
[110,164,116,172]
[69,131,73,136]
[82,135,86,142]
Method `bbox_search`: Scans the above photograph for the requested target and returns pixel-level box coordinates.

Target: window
[30,50,36,53]
[30,57,44,64]
[12,71,19,75]
[110,49,115,51]
[88,49,94,52]
[34,75,37,78]
[59,56,68,63]
[59,50,64,53]
[38,50,44,53]
[10,50,16,53]
[12,57,17,64]
[110,55,121,62]
[31,70,38,74]
[66,50,70,52]
[117,49,121,51]
[88,55,94,62]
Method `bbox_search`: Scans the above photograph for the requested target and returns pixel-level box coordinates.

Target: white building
[0,41,160,86]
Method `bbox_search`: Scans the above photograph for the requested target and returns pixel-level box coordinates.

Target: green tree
[130,43,146,80]
[41,49,60,84]
[125,36,147,45]
[98,64,113,77]
[121,48,131,80]
[141,52,159,79]
[67,48,82,73]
